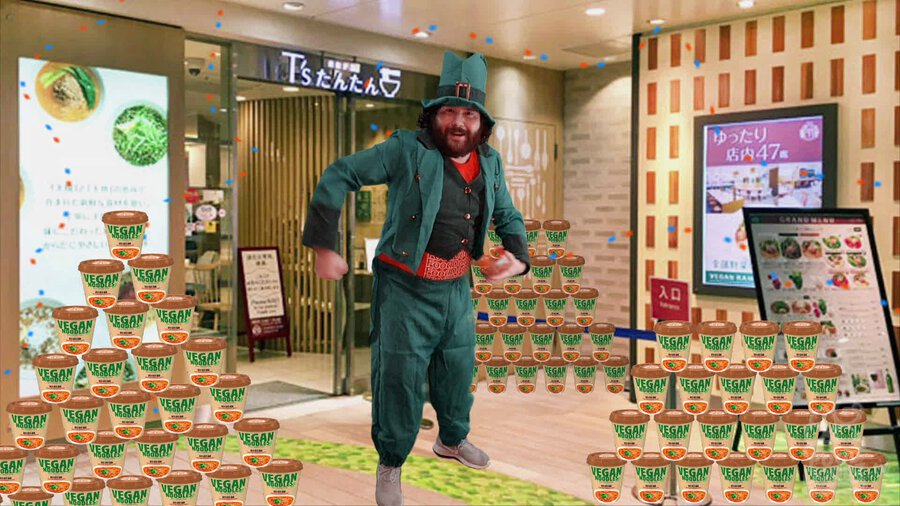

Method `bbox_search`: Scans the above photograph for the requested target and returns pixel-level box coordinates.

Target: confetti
[35,248,43,253]
[39,289,45,296]
[686,43,692,51]
[210,107,217,113]
[710,106,716,115]
[429,24,437,31]
[65,168,71,174]
[739,243,747,250]
[761,160,768,167]
[524,49,533,57]
[211,52,218,58]
[684,227,693,233]
[608,236,617,243]
[63,211,69,217]
[97,20,106,25]
[3,370,10,375]
[881,299,888,306]
[724,237,733,243]
[385,129,393,136]
[30,258,36,265]
[370,123,379,131]
[874,181,882,187]
[375,61,384,71]
[826,279,834,286]
[239,171,248,177]
[217,9,224,16]
[667,225,676,232]
[36,303,42,308]
[549,253,558,260]
[785,281,793,288]
[539,54,548,61]
[23,94,31,100]
[28,331,34,337]
[856,179,865,185]
[597,61,607,68]
[58,223,65,229]
[45,44,53,51]
[770,272,778,279]
[234,137,242,143]
[80,25,88,31]
[799,169,808,177]
[469,32,477,39]
[579,62,589,69]
[744,155,752,161]
[485,37,494,44]
[152,407,159,414]
[163,198,171,203]
[215,22,222,29]
[250,146,259,153]
[53,137,60,143]
[34,54,41,59]
[411,27,421,35]
[225,179,234,185]
[66,181,72,187]
[652,26,661,35]
[207,94,214,101]
[208,64,215,70]
[19,81,25,87]
[624,230,634,237]
[694,59,701,68]
[45,124,52,131]
[639,41,646,49]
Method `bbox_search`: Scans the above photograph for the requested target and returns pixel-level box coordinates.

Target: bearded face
[431,106,483,158]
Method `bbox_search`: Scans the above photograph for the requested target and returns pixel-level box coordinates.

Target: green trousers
[370,258,476,467]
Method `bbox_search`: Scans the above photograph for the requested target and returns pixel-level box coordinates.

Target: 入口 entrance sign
[650,278,690,322]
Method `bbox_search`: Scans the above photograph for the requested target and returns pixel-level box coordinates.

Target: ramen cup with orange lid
[589,323,615,362]
[9,487,53,506]
[52,305,99,356]
[676,453,713,504]
[106,389,150,440]
[87,431,127,480]
[499,323,526,362]
[60,395,103,445]
[185,423,228,473]
[0,446,27,495]
[528,323,554,362]
[760,452,796,503]
[698,321,736,372]
[826,409,865,461]
[153,295,196,345]
[63,477,105,506]
[528,255,555,294]
[847,452,887,504]
[474,323,496,362]
[83,348,128,399]
[7,400,52,451]
[717,453,755,504]
[155,384,201,434]
[631,364,668,415]
[556,255,584,295]
[759,364,798,415]
[512,288,539,327]
[107,475,152,506]
[32,353,78,404]
[676,365,714,415]
[512,357,538,394]
[573,357,598,394]
[524,219,541,257]
[804,363,842,415]
[158,470,202,506]
[209,464,252,506]
[782,320,821,373]
[542,219,570,258]
[132,343,176,393]
[558,323,585,362]
[782,409,822,461]
[483,357,510,394]
[572,288,598,327]
[78,259,124,309]
[718,364,755,415]
[35,444,79,494]
[741,410,778,462]
[655,410,694,462]
[585,452,626,504]
[543,356,568,394]
[234,418,280,468]
[610,409,649,461]
[209,373,251,424]
[654,320,693,373]
[181,337,226,387]
[541,289,568,328]
[105,300,149,351]
[128,254,173,304]
[739,320,778,372]
[633,452,669,505]
[697,410,737,461]
[804,452,840,504]
[601,355,628,394]
[102,210,148,260]
[259,459,303,506]
[135,429,178,479]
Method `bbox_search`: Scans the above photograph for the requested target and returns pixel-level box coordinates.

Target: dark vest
[424,155,485,260]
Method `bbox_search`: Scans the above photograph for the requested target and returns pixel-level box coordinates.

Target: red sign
[650,278,690,322]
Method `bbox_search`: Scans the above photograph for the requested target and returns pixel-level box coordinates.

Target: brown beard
[432,121,481,158]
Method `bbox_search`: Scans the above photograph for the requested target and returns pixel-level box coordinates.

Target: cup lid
[0,445,27,460]
[513,288,538,299]
[102,210,148,225]
[631,364,668,379]
[559,323,585,335]
[158,469,202,485]
[761,452,795,468]
[543,356,569,367]
[92,431,127,446]
[805,452,839,468]
[556,255,585,267]
[718,453,755,468]
[803,363,842,379]
[654,410,694,425]
[542,289,568,300]
[782,409,822,425]
[609,409,650,424]
[209,464,253,479]
[529,255,555,267]
[718,364,754,379]
[573,287,599,299]
[83,347,129,363]
[499,323,526,334]
[135,429,179,444]
[9,487,53,502]
[181,337,227,352]
[847,452,887,468]
[259,458,303,474]
[523,219,541,231]
[633,452,667,468]
[485,288,510,299]
[528,323,555,334]
[52,305,99,320]
[697,410,737,425]
[542,219,570,231]
[826,409,866,425]
[574,357,598,367]
[513,356,538,367]
[759,363,799,379]
[678,453,713,468]
[234,417,280,433]
[740,320,779,336]
[6,399,52,415]
[782,321,821,336]
[78,259,125,274]
[213,373,252,388]
[61,395,104,410]
[132,343,178,358]
[602,355,629,367]
[107,475,153,490]
[105,300,150,315]
[654,320,693,336]
[154,295,196,310]
[32,353,79,369]
[589,322,616,334]
[698,321,737,336]
[155,384,201,399]
[185,423,228,439]
[71,477,105,493]
[676,364,715,379]
[128,253,174,269]
[484,357,510,367]
[740,410,779,425]
[475,323,496,334]
[35,444,78,459]
[586,452,626,467]
[108,389,151,404]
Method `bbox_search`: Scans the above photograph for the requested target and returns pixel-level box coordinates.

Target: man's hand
[313,247,349,280]
[483,250,526,283]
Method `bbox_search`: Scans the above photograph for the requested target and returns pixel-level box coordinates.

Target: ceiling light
[219,108,228,112]
[282,86,300,92]
[585,7,607,16]
[413,30,430,39]
[365,103,375,108]
[648,18,666,25]
[236,95,247,102]
[737,0,755,8]
[282,2,304,11]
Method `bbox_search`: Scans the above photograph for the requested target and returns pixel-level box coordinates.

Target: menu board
[238,247,289,340]
[745,209,900,407]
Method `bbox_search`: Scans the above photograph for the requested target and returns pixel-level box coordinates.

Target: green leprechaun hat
[422,51,495,127]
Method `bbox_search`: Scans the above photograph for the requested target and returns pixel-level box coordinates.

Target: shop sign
[650,277,690,322]
[274,50,402,98]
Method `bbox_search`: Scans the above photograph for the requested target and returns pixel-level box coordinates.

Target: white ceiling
[225,0,832,69]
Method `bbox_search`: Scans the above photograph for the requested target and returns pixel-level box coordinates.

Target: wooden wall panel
[668,216,678,249]
[862,0,877,40]
[647,171,657,204]
[645,303,654,331]
[645,260,655,291]
[648,38,659,70]
[719,25,731,61]
[862,54,876,94]
[646,215,656,248]
[893,271,900,311]
[773,16,786,52]
[669,171,680,204]
[648,82,658,115]
[691,307,703,336]
[861,162,875,202]
[695,29,707,63]
[896,162,900,201]
[831,5,845,44]
[895,51,900,91]
[694,76,705,111]
[861,108,875,148]
[772,66,785,102]
[668,260,678,279]
[718,72,730,108]
[669,125,680,159]
[716,309,729,321]
[647,127,657,160]
[894,216,900,256]
[671,33,682,68]
[745,21,758,57]
[895,106,900,146]
[671,80,681,113]
[801,11,815,48]
[745,69,757,105]
[644,346,655,364]
[897,0,900,35]
[801,62,814,100]
[831,58,845,97]
[741,311,755,323]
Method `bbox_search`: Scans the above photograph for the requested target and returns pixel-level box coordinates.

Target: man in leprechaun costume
[302,51,530,506]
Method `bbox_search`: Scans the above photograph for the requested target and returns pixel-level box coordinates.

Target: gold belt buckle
[454,82,471,99]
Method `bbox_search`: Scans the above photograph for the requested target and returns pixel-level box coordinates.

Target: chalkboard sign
[238,247,289,342]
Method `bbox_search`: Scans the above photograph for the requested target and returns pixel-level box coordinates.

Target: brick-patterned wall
[637,0,900,364]
[563,62,632,328]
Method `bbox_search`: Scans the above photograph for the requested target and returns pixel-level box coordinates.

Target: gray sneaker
[376,464,403,506]
[432,438,491,469]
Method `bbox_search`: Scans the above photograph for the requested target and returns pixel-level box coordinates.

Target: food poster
[701,116,826,289]
[18,58,170,397]
[746,211,900,406]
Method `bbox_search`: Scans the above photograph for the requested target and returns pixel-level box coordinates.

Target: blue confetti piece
[152,407,159,414]
[770,272,778,280]
[215,21,222,28]
[163,198,171,203]
[370,123,379,131]
[19,81,26,87]
[210,107,217,113]
[428,24,437,31]
[208,64,215,70]
[96,19,106,25]
[539,54,548,61]
[485,37,494,44]
[597,61,607,68]
[667,226,676,232]
[28,331,34,337]
[225,179,234,185]
[63,211,69,217]
[694,59,701,69]
[874,181,882,188]
[35,248,43,253]
[608,236,617,243]
[45,124,52,131]
[881,299,888,306]
[826,279,834,286]
[65,168,71,174]
[652,26,661,35]
[251,146,259,153]
[3,370,10,375]
[816,173,824,180]
[724,237,733,243]
[45,44,53,51]
[375,61,384,71]
[761,160,768,167]
[39,290,45,296]
[714,126,721,136]
[549,253,558,260]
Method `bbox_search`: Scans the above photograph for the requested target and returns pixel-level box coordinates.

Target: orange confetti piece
[411,27,420,35]
[856,179,865,185]
[524,49,533,56]
[23,94,31,100]
[686,43,692,51]
[66,181,72,187]
[239,171,248,177]
[217,9,224,16]
[37,302,43,308]
[58,223,65,229]
[234,137,242,143]
[710,106,716,114]
[80,25,88,30]
[579,62,589,69]
[30,258,36,265]
[207,94,214,101]
[799,169,808,177]
[34,54,42,60]
[785,281,793,288]
[469,32,478,39]
[385,130,393,136]
[739,243,747,251]
[210,52,217,58]
[53,137,60,143]
[744,155,752,161]
[364,78,372,89]
[684,227,693,234]
[639,41,646,49]
[624,230,634,237]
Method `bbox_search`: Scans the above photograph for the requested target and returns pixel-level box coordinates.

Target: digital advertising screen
[693,105,837,297]
[18,57,170,397]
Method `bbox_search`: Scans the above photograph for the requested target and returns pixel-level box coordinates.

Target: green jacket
[302,129,530,275]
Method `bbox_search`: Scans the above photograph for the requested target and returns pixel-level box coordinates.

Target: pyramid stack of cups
[3,210,302,506]
[470,219,625,397]
[585,319,887,504]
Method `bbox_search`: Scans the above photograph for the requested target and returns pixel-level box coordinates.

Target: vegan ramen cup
[88,431,127,480]
[128,254,173,304]
[153,295,196,346]
[135,430,178,479]
[7,400,52,450]
[105,300,149,351]
[9,487,53,506]
[632,453,669,505]
[0,446,27,495]
[759,364,799,415]
[543,356,569,394]
[185,423,228,473]
[83,348,128,398]
[132,343,177,393]
[64,477,105,506]
[718,364,755,415]
[655,410,694,461]
[158,470,202,506]
[35,444,79,494]
[698,321,736,372]
[556,255,585,295]
[209,373,251,424]
[782,409,822,461]
[803,363,842,416]
[760,452,796,504]
[804,452,840,504]
[234,418,280,468]
[847,452,887,504]
[697,410,737,461]
[502,271,523,296]
[610,409,649,461]
[32,353,78,403]
[528,255,555,295]
[486,225,502,258]
[542,219,570,258]
[676,365,714,415]
[60,395,103,445]
[524,219,541,257]
[208,464,252,506]
[471,364,480,392]
[717,453,755,504]
[471,288,480,316]
[654,320,693,373]
[741,410,778,462]
[528,323,555,362]
[470,261,493,296]
[259,459,303,506]
[181,337,227,387]
[512,357,538,394]
[601,355,629,394]
[78,259,124,310]
[106,389,151,440]
[541,289,568,328]
[485,288,511,328]
[589,323,615,362]
[676,453,713,504]
[571,288,598,327]
[782,321,821,373]
[558,323,585,362]
[739,320,778,373]
[826,409,866,461]
[155,384,201,434]
[102,210,148,260]
[52,305,99,356]
[499,323,526,362]
[585,452,626,504]
[474,323,496,362]
[512,288,539,327]
[107,476,152,506]
[484,357,510,394]
[573,357,598,394]
[631,364,668,415]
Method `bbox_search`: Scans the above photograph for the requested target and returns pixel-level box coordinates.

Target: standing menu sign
[744,208,900,407]
[238,247,289,341]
